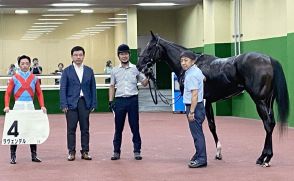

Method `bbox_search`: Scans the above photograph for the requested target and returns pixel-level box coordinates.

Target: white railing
[0,74,111,91]
[0,74,143,91]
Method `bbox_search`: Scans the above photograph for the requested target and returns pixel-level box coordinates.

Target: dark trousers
[66,97,90,154]
[10,144,37,156]
[113,95,141,153]
[186,102,207,163]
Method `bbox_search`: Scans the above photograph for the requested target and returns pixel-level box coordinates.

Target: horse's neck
[161,40,186,77]
[165,52,182,76]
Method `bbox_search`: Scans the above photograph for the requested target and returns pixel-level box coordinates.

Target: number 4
[7,121,19,137]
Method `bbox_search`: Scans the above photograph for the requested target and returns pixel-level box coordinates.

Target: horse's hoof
[256,157,265,165]
[261,162,271,167]
[256,159,263,165]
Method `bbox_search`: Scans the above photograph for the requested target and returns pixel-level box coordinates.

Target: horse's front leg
[205,102,222,160]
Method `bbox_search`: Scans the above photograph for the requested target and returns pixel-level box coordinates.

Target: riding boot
[30,144,41,162]
[10,145,17,164]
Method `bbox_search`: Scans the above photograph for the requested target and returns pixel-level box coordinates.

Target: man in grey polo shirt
[109,44,149,160]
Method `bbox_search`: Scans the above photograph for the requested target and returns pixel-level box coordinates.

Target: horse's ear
[150,31,156,39]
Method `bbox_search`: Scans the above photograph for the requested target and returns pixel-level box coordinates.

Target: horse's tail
[271,58,289,129]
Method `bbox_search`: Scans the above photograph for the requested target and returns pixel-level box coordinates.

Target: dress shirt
[73,63,84,97]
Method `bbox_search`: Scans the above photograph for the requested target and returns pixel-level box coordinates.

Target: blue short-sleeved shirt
[183,65,205,104]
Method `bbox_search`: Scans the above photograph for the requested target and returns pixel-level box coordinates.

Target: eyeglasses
[72,53,84,57]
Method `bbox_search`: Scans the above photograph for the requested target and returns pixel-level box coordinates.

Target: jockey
[4,55,46,164]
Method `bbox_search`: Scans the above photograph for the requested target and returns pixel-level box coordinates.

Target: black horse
[137,32,289,167]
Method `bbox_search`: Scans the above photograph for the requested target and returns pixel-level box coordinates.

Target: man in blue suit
[60,46,97,161]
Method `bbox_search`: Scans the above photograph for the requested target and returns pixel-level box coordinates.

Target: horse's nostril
[147,62,152,68]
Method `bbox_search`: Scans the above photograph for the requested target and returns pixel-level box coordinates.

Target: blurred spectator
[31,58,42,84]
[31,58,42,75]
[52,63,64,85]
[104,60,112,84]
[7,64,16,76]
[7,64,16,85]
[14,56,21,73]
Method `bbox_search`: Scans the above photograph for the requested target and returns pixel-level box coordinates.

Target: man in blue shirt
[180,50,207,168]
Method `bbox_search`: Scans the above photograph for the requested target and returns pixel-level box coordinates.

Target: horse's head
[137,31,163,77]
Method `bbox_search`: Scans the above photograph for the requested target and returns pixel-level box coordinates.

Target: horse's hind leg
[205,102,222,160]
[255,100,275,167]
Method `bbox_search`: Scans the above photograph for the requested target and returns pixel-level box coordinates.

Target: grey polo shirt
[183,65,205,104]
[110,63,146,97]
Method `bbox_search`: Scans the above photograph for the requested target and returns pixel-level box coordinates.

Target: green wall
[130,49,138,64]
[287,33,294,127]
[0,88,110,115]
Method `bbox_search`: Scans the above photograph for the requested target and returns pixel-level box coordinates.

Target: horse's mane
[197,54,217,63]
[158,36,217,63]
[158,37,187,52]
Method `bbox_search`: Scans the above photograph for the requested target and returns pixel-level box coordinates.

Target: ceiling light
[95,24,116,27]
[23,36,41,38]
[27,30,52,33]
[25,31,43,35]
[51,3,90,7]
[38,19,68,21]
[23,34,42,36]
[15,10,29,14]
[86,27,111,30]
[34,22,64,25]
[82,29,104,32]
[81,9,94,13]
[32,26,59,28]
[109,18,127,20]
[76,32,89,35]
[136,3,177,6]
[28,28,55,31]
[101,21,126,24]
[72,34,88,37]
[48,9,80,12]
[116,13,127,16]
[42,14,74,17]
[67,37,81,40]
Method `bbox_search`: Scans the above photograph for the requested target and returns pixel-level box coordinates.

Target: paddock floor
[0,112,293,181]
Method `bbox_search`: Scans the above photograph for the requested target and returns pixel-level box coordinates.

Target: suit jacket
[60,64,97,110]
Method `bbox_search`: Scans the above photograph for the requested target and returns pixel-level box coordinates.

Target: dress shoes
[81,152,92,160]
[134,152,142,160]
[111,152,120,160]
[32,156,42,162]
[67,153,76,161]
[188,160,207,168]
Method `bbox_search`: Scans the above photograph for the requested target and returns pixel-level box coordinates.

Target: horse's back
[198,52,274,102]
[197,55,245,102]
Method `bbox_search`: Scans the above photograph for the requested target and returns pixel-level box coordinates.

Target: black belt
[185,101,203,106]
